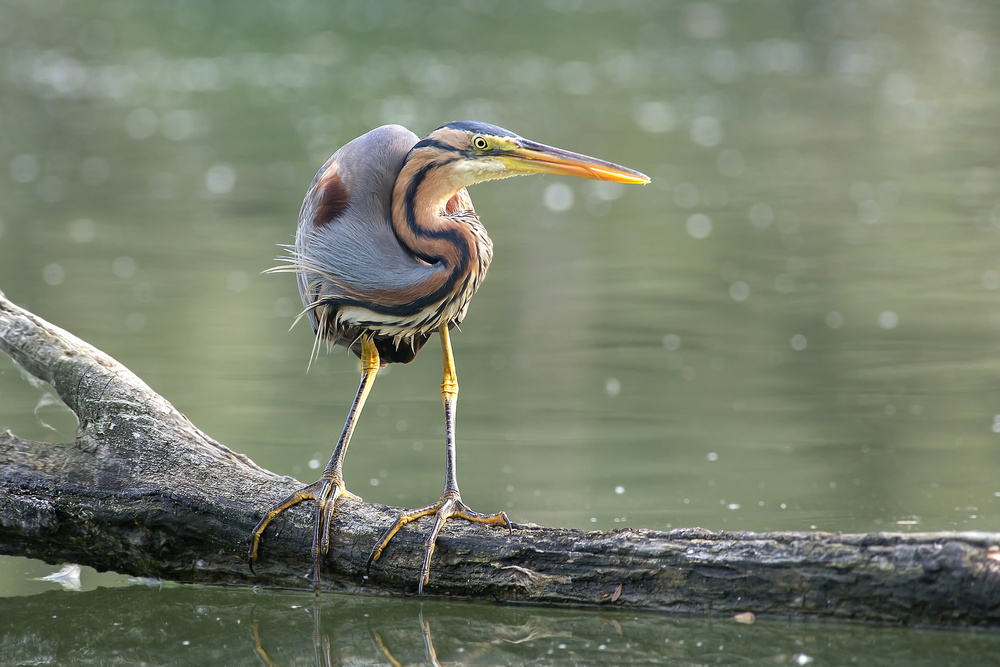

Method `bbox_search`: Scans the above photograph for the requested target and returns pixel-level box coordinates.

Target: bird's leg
[367,323,510,594]
[249,335,380,592]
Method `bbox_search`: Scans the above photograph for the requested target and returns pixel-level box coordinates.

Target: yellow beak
[498,139,650,185]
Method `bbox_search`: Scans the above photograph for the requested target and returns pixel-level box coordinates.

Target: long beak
[499,139,650,184]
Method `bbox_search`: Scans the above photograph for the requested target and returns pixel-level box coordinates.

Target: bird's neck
[390,155,480,268]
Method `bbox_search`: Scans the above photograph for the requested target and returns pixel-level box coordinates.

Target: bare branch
[2,290,999,627]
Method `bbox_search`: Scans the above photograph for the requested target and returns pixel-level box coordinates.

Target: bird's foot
[248,476,361,592]
[367,492,510,594]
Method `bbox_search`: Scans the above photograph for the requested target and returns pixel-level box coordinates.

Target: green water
[3,0,1000,663]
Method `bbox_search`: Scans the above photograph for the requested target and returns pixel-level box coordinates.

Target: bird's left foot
[367,492,510,594]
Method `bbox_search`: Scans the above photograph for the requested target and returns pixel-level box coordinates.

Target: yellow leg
[249,335,380,593]
[367,323,510,594]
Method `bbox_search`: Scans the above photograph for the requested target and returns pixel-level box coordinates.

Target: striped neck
[390,150,473,268]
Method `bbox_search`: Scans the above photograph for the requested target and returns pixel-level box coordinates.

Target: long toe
[248,476,358,593]
[367,493,510,594]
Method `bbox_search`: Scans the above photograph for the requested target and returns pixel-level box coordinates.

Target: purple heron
[249,121,649,593]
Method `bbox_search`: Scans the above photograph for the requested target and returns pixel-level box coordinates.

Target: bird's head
[406,120,650,189]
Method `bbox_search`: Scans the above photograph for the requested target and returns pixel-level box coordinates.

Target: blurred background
[1,0,1000,662]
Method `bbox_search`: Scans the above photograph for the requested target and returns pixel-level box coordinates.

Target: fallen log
[1,290,999,627]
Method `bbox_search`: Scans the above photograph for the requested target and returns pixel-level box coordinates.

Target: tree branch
[2,290,999,627]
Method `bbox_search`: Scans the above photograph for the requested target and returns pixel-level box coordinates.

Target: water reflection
[4,585,1000,666]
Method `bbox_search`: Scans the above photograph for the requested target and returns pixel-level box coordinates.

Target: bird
[248,120,650,594]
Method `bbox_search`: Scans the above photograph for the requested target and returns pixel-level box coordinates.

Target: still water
[2,0,1000,663]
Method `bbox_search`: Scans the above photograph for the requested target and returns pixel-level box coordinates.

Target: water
[2,0,1000,662]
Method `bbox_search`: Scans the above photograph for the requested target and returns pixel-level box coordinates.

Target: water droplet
[68,219,96,243]
[113,256,136,279]
[42,263,65,286]
[729,281,750,302]
[690,115,723,147]
[205,163,236,194]
[878,311,899,329]
[686,213,712,239]
[634,101,676,133]
[543,183,573,212]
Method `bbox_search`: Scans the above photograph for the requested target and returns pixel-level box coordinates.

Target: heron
[249,120,649,593]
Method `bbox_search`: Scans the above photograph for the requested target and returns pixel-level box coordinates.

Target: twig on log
[1,290,999,627]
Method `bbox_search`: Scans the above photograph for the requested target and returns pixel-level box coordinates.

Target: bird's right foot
[248,476,361,592]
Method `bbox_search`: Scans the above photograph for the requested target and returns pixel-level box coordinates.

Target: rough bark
[1,290,999,628]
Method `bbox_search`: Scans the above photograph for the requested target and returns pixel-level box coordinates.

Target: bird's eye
[472,136,489,150]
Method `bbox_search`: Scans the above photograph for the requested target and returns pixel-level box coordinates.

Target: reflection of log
[2,290,999,628]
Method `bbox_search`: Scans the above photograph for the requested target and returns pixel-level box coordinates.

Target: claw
[367,492,510,594]
[248,477,359,592]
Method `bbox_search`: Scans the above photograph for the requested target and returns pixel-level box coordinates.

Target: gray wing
[290,125,444,332]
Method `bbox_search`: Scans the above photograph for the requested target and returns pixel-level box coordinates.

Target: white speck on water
[38,564,82,590]
[686,213,712,239]
[707,452,719,462]
[113,255,137,279]
[543,183,574,211]
[663,333,681,350]
[690,115,723,147]
[727,503,740,510]
[68,218,97,243]
[825,311,843,328]
[634,100,676,134]
[615,486,625,495]
[794,653,814,665]
[729,281,750,302]
[42,263,65,286]
[308,458,320,469]
[878,310,899,329]
[205,163,236,194]
[605,377,622,397]
[790,334,807,351]
[369,478,379,486]
[859,199,881,224]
